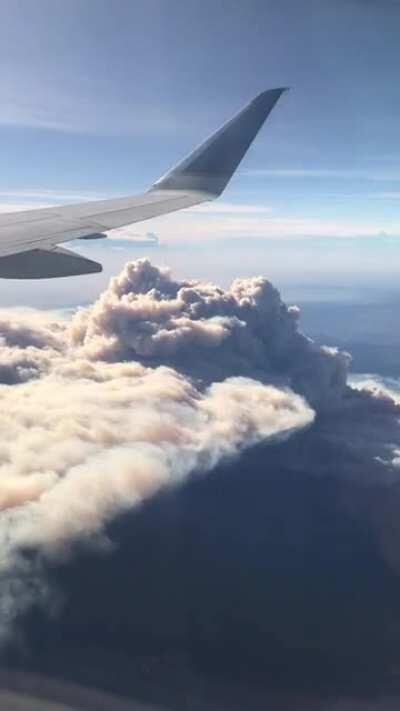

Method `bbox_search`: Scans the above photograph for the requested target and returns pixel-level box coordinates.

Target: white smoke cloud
[0,368,312,550]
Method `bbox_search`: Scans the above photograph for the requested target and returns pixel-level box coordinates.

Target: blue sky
[1,0,400,304]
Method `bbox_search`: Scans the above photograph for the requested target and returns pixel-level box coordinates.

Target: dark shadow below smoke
[4,417,400,710]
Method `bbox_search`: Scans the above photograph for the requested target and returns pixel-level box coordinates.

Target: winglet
[153,88,288,197]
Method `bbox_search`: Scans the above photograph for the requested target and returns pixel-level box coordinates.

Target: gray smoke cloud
[67,258,350,410]
[0,259,351,412]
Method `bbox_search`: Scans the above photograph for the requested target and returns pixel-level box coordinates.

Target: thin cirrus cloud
[0,195,273,212]
[187,202,273,214]
[243,168,400,182]
[0,197,396,244]
[0,189,112,204]
[0,86,181,136]
[371,192,400,199]
[143,210,399,243]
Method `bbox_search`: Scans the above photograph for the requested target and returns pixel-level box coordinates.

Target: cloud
[0,259,324,637]
[0,369,310,544]
[68,258,350,409]
[0,85,182,136]
[370,191,400,199]
[0,189,112,204]
[142,209,400,243]
[106,228,160,245]
[0,260,393,574]
[0,260,400,707]
[0,262,396,565]
[6,374,400,709]
[0,202,52,214]
[1,193,398,246]
[244,167,400,182]
[187,202,273,214]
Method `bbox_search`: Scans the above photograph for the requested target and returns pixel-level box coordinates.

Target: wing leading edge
[0,88,287,278]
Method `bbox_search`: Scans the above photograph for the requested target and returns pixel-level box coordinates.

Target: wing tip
[259,86,290,95]
[252,87,290,106]
[153,86,289,198]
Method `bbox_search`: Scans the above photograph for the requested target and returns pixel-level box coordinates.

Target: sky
[1,0,400,301]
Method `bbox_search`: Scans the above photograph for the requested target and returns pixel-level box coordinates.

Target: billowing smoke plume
[0,259,351,415]
[1,259,400,708]
[0,369,311,547]
[0,260,395,561]
[0,259,329,634]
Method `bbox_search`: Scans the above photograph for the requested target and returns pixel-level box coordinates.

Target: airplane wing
[0,88,287,278]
